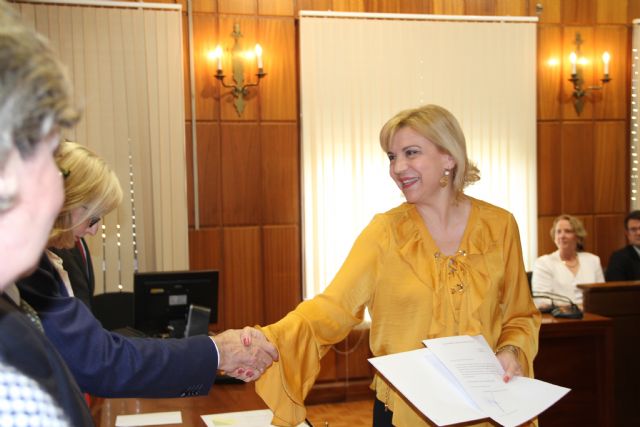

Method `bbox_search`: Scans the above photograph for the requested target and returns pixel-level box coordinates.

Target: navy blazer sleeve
[16,255,219,398]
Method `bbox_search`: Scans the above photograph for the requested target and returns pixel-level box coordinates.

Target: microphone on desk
[531,291,583,319]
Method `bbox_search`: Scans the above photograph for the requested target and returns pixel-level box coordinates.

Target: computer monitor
[133,270,218,338]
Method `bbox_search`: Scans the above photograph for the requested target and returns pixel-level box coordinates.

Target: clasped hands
[212,327,277,382]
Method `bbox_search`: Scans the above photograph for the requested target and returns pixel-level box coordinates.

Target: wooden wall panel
[221,124,261,225]
[594,26,628,120]
[595,215,627,267]
[189,228,223,270]
[538,122,562,215]
[223,227,263,327]
[495,0,528,16]
[258,0,295,16]
[364,0,432,13]
[630,0,640,20]
[262,226,301,324]
[193,13,219,122]
[577,214,595,251]
[596,0,628,24]
[218,0,257,15]
[561,123,595,213]
[218,16,259,121]
[261,123,299,224]
[532,0,562,23]
[183,15,191,121]
[259,18,297,121]
[562,26,594,120]
[192,0,216,13]
[538,216,556,256]
[562,0,596,24]
[432,0,465,15]
[332,0,365,12]
[297,0,333,12]
[594,121,627,213]
[464,0,496,16]
[186,122,221,227]
[538,26,563,120]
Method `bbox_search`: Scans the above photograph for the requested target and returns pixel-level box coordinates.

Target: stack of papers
[115,411,182,426]
[201,409,307,427]
[369,335,569,427]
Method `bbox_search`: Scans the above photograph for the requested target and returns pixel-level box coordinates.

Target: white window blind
[631,21,640,209]
[300,13,537,298]
[16,1,189,293]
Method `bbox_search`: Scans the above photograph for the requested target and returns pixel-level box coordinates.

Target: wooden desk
[578,281,640,426]
[91,383,268,426]
[91,383,374,427]
[535,312,614,427]
[92,314,613,427]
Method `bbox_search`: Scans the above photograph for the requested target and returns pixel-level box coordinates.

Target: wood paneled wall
[156,0,636,332]
[181,0,300,331]
[535,0,632,263]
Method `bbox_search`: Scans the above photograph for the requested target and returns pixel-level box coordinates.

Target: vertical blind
[16,1,189,293]
[631,22,640,209]
[300,13,537,298]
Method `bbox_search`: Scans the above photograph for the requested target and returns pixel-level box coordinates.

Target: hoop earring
[439,169,451,188]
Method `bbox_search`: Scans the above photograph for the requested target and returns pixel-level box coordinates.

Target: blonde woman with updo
[254,104,541,427]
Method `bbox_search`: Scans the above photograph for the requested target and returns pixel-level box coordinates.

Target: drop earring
[439,169,451,188]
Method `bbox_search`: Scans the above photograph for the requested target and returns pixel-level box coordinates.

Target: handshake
[212,327,278,382]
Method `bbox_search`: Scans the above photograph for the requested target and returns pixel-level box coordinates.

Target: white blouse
[532,250,604,305]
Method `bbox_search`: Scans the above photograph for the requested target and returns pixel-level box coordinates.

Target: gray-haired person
[0,1,93,425]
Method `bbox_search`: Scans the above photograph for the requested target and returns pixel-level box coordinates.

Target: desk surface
[91,383,267,426]
[91,383,375,427]
[92,314,611,427]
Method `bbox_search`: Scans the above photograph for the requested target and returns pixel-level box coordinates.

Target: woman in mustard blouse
[256,104,541,426]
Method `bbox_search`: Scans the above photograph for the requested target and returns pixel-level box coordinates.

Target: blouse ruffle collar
[389,200,495,337]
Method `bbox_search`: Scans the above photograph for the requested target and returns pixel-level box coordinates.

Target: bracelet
[495,345,519,358]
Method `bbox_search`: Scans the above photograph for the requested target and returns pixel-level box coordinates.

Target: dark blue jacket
[0,294,93,425]
[605,245,640,282]
[16,254,218,398]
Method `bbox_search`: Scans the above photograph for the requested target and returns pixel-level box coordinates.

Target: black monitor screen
[134,270,218,338]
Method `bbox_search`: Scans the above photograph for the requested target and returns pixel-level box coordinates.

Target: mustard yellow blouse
[256,198,541,426]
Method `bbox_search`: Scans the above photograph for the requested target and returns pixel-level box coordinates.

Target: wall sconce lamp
[210,23,266,116]
[568,32,611,115]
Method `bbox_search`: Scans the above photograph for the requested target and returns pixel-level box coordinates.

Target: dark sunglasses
[88,216,101,228]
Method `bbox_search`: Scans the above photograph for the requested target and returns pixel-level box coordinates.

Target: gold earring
[439,169,451,188]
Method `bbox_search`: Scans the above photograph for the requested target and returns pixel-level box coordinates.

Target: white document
[201,409,307,427]
[115,411,182,426]
[369,335,570,426]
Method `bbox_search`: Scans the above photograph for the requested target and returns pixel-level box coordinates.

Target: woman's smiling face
[387,126,454,204]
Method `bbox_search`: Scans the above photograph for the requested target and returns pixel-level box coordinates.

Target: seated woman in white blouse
[532,214,604,310]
